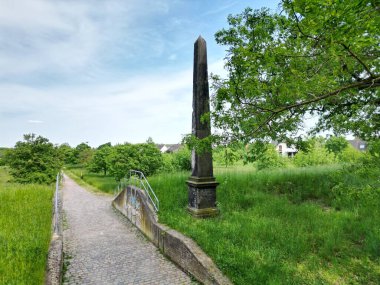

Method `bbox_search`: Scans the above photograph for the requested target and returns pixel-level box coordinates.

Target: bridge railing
[114,170,159,212]
[53,171,63,235]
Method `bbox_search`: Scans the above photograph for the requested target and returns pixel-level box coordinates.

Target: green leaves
[212,0,380,142]
[5,134,62,184]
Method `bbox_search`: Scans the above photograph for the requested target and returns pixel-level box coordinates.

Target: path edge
[45,179,63,285]
[113,186,232,285]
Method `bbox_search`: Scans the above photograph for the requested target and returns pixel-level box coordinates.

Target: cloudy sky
[0,0,279,147]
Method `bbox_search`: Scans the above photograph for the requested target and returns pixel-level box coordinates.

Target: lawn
[0,167,54,285]
[68,164,380,284]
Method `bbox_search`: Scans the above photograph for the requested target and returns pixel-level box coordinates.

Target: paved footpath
[62,175,193,285]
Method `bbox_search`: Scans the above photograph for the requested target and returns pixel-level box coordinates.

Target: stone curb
[113,186,232,285]
[45,183,63,285]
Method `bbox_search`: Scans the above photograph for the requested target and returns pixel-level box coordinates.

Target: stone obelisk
[186,36,219,218]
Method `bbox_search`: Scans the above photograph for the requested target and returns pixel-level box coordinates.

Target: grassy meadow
[68,164,380,284]
[0,167,54,285]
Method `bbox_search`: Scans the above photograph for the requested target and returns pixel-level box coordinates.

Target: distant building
[348,138,367,151]
[272,142,298,157]
[156,144,182,153]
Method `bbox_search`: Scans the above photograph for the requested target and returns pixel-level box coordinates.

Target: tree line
[0,134,191,184]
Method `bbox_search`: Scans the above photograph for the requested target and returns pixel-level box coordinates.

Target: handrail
[114,170,159,212]
[129,170,159,212]
[53,172,62,234]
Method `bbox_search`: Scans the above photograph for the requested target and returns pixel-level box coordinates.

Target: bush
[337,145,364,163]
[159,147,191,173]
[256,144,285,170]
[294,146,335,167]
[4,134,62,184]
[108,143,163,180]
[172,147,191,171]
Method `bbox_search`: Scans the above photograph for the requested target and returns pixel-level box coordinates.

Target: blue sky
[0,0,279,147]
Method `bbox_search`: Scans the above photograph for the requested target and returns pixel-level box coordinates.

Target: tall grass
[0,167,53,285]
[147,166,380,285]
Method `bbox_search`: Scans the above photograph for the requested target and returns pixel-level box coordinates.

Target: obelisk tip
[195,35,205,44]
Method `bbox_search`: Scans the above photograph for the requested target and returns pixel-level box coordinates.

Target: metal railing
[128,170,159,212]
[53,172,62,234]
[115,170,159,212]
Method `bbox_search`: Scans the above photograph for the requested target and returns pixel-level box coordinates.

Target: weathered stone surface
[187,36,219,217]
[191,36,213,178]
[113,186,232,285]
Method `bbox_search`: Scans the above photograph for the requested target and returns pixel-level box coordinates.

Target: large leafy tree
[212,0,379,143]
[4,134,62,184]
[89,143,112,175]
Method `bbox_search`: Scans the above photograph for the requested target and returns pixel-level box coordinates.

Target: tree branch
[273,76,380,114]
[340,43,374,78]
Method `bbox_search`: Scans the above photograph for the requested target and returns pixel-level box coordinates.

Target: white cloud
[28,120,44,124]
[0,0,181,79]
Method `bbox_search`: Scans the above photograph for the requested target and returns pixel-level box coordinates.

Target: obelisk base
[186,177,219,218]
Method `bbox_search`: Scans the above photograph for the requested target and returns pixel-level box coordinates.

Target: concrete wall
[113,186,232,285]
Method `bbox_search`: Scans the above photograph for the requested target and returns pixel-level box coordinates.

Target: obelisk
[186,36,219,218]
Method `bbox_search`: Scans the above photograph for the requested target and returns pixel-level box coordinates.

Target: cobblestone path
[62,175,192,285]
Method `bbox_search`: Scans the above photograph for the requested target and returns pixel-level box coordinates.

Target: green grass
[71,164,380,284]
[65,166,117,194]
[0,167,54,285]
[149,166,380,284]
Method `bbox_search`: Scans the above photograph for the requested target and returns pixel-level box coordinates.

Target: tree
[73,142,93,166]
[325,136,348,156]
[108,143,163,181]
[89,145,112,175]
[212,0,379,143]
[4,134,62,184]
[57,143,75,165]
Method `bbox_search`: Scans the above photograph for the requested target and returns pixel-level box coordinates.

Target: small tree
[325,136,348,157]
[89,145,112,175]
[5,134,62,184]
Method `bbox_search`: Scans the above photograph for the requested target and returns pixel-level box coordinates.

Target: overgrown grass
[69,164,380,284]
[0,167,54,285]
[148,166,380,285]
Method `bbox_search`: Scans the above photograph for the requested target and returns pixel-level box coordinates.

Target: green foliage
[325,136,348,156]
[337,144,363,163]
[88,145,112,175]
[244,142,285,170]
[214,143,245,167]
[74,143,94,167]
[159,147,192,173]
[108,143,163,180]
[212,0,380,142]
[57,143,75,165]
[0,148,8,166]
[4,134,62,184]
[0,167,53,284]
[171,146,192,171]
[294,147,335,167]
[257,144,285,170]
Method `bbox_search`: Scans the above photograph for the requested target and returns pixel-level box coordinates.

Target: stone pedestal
[187,177,219,218]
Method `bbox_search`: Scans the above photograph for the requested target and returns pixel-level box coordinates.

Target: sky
[0,0,280,148]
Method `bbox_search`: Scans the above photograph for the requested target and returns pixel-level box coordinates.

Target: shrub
[256,144,285,170]
[294,146,335,167]
[337,145,364,163]
[108,143,163,180]
[4,134,62,184]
